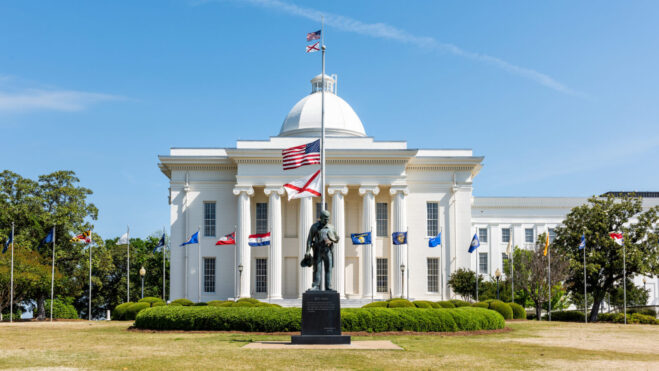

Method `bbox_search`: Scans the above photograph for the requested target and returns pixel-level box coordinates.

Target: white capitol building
[158,74,658,306]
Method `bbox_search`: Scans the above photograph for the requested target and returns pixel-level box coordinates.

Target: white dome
[278,75,366,137]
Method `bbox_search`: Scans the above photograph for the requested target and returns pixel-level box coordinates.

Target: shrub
[543,310,585,322]
[193,302,208,306]
[472,302,489,309]
[449,299,471,307]
[232,301,255,307]
[413,301,434,308]
[45,298,78,319]
[508,303,526,320]
[437,301,456,308]
[630,313,659,324]
[628,308,657,317]
[112,302,133,320]
[362,301,388,308]
[153,302,165,307]
[208,300,228,306]
[598,312,658,324]
[236,298,260,304]
[488,301,513,320]
[125,303,151,320]
[139,297,165,307]
[170,298,194,306]
[388,299,414,308]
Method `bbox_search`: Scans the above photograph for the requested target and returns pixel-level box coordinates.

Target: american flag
[306,30,321,42]
[282,139,320,170]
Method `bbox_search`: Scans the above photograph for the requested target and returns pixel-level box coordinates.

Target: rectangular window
[315,202,328,220]
[525,228,534,243]
[478,228,488,243]
[203,257,216,293]
[426,202,438,237]
[427,258,439,293]
[479,252,488,274]
[203,202,216,237]
[548,228,556,242]
[376,258,388,293]
[256,203,268,234]
[501,228,511,243]
[256,258,267,293]
[376,203,388,237]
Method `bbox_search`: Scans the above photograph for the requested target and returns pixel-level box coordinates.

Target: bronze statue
[303,210,339,291]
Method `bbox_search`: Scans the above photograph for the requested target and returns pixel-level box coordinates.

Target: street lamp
[238,264,244,300]
[495,268,502,300]
[400,264,406,299]
[643,277,647,289]
[139,266,146,299]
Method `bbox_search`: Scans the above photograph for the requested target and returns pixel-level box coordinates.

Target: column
[299,197,313,295]
[183,173,190,299]
[264,186,284,300]
[233,186,253,298]
[359,185,379,298]
[328,185,348,298]
[390,186,408,298]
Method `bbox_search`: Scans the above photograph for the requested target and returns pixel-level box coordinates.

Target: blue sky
[1,1,658,239]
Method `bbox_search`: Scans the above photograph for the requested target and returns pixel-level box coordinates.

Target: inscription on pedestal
[291,290,351,344]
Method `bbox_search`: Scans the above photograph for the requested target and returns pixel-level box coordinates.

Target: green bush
[193,302,208,306]
[170,298,194,306]
[449,299,471,307]
[112,302,133,320]
[508,303,526,319]
[362,301,388,308]
[388,299,414,308]
[598,312,659,324]
[489,301,513,320]
[45,298,78,319]
[125,302,151,320]
[232,301,255,307]
[472,302,489,309]
[153,302,165,307]
[628,308,657,317]
[413,300,434,308]
[437,301,456,308]
[138,297,165,307]
[543,310,585,322]
[236,298,260,304]
[134,306,505,332]
[1,309,23,321]
[207,300,229,306]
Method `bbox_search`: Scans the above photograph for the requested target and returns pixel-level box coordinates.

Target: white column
[390,186,408,298]
[233,186,254,298]
[328,185,348,298]
[299,197,313,296]
[183,174,190,299]
[359,185,379,298]
[264,186,284,300]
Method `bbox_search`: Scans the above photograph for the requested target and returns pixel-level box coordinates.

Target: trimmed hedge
[489,302,513,320]
[45,299,78,319]
[112,302,133,320]
[388,299,415,308]
[134,306,505,332]
[508,302,526,320]
[437,301,456,308]
[472,302,489,309]
[449,299,471,307]
[138,297,165,306]
[598,312,659,324]
[126,303,150,320]
[413,300,434,308]
[170,298,194,306]
[543,310,585,322]
[362,301,388,308]
[628,308,657,317]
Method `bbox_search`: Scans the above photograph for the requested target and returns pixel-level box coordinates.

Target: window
[256,258,267,293]
[256,203,268,234]
[478,228,488,243]
[548,228,556,242]
[376,258,388,293]
[376,203,388,237]
[315,202,328,220]
[479,252,488,274]
[427,258,439,293]
[525,228,534,243]
[501,228,511,243]
[427,202,438,237]
[203,257,216,293]
[203,202,216,237]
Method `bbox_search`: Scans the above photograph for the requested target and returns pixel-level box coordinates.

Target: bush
[543,310,585,322]
[236,298,260,304]
[437,301,456,308]
[45,298,78,319]
[125,303,151,320]
[449,299,471,307]
[388,299,414,308]
[208,300,228,306]
[628,308,657,317]
[139,297,165,307]
[362,301,388,308]
[1,309,23,321]
[413,301,434,308]
[508,303,526,320]
[112,302,133,320]
[170,298,194,306]
[472,302,489,309]
[194,302,208,306]
[153,302,165,307]
[598,312,659,324]
[135,306,505,332]
[488,301,513,320]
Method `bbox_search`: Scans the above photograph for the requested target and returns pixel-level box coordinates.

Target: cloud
[196,0,585,97]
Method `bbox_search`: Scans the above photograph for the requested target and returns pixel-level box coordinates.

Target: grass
[0,320,657,370]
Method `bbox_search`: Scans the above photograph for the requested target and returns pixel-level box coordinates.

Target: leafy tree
[608,278,649,312]
[448,268,482,301]
[0,247,52,319]
[553,194,659,321]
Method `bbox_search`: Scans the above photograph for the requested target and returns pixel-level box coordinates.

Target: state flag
[216,232,236,246]
[117,232,129,246]
[181,231,199,246]
[543,233,550,256]
[609,232,624,246]
[429,233,441,248]
[468,233,480,253]
[153,233,166,253]
[72,230,92,243]
[578,234,586,250]
[2,233,12,254]
[351,232,371,245]
[306,42,320,53]
[283,169,321,201]
[248,232,271,247]
[392,232,407,245]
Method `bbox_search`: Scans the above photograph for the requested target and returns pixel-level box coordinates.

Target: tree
[553,194,659,322]
[0,247,52,319]
[608,278,649,312]
[448,268,483,301]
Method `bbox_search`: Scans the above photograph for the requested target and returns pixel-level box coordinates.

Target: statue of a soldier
[303,210,339,291]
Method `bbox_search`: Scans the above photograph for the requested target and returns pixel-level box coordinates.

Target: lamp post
[643,277,647,289]
[400,264,406,299]
[495,268,501,300]
[139,266,146,299]
[238,264,243,300]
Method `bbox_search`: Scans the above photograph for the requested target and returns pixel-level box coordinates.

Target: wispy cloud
[0,76,124,113]
[196,0,584,97]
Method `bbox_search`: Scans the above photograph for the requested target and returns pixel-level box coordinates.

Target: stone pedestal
[291,290,351,345]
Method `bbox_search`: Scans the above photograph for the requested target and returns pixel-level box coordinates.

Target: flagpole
[10,222,14,323]
[583,235,587,323]
[50,226,56,322]
[198,226,201,303]
[320,16,326,212]
[127,226,130,303]
[89,230,93,321]
[234,225,237,301]
[163,226,167,302]
[475,246,479,302]
[623,237,627,325]
[510,242,514,304]
[548,232,551,322]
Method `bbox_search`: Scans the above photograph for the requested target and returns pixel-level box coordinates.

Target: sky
[1,0,658,239]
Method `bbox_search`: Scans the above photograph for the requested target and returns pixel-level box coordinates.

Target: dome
[278,74,366,137]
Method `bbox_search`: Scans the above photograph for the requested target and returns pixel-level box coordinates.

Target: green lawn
[0,320,657,370]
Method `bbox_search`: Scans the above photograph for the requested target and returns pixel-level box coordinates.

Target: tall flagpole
[510,242,514,304]
[89,230,93,321]
[163,226,166,302]
[50,226,56,322]
[10,222,14,323]
[583,236,587,323]
[623,237,627,324]
[198,226,201,303]
[548,231,552,321]
[127,226,130,303]
[320,16,326,211]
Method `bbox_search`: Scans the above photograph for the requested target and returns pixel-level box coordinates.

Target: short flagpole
[320,16,326,211]
[50,226,56,322]
[10,222,14,323]
[127,226,130,303]
[89,230,93,321]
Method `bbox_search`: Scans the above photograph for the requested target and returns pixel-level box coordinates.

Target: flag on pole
[306,41,320,53]
[609,232,623,246]
[72,231,92,243]
[153,233,166,253]
[216,232,236,246]
[351,232,371,245]
[181,231,199,246]
[282,139,320,170]
[543,233,550,256]
[392,232,407,245]
[117,232,129,246]
[2,234,12,254]
[506,241,512,255]
[468,234,480,253]
[248,232,271,247]
[283,169,321,200]
[429,233,441,247]
[306,29,321,41]
[578,234,586,250]
[38,229,55,250]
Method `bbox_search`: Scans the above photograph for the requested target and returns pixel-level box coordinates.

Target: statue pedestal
[291,290,351,345]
